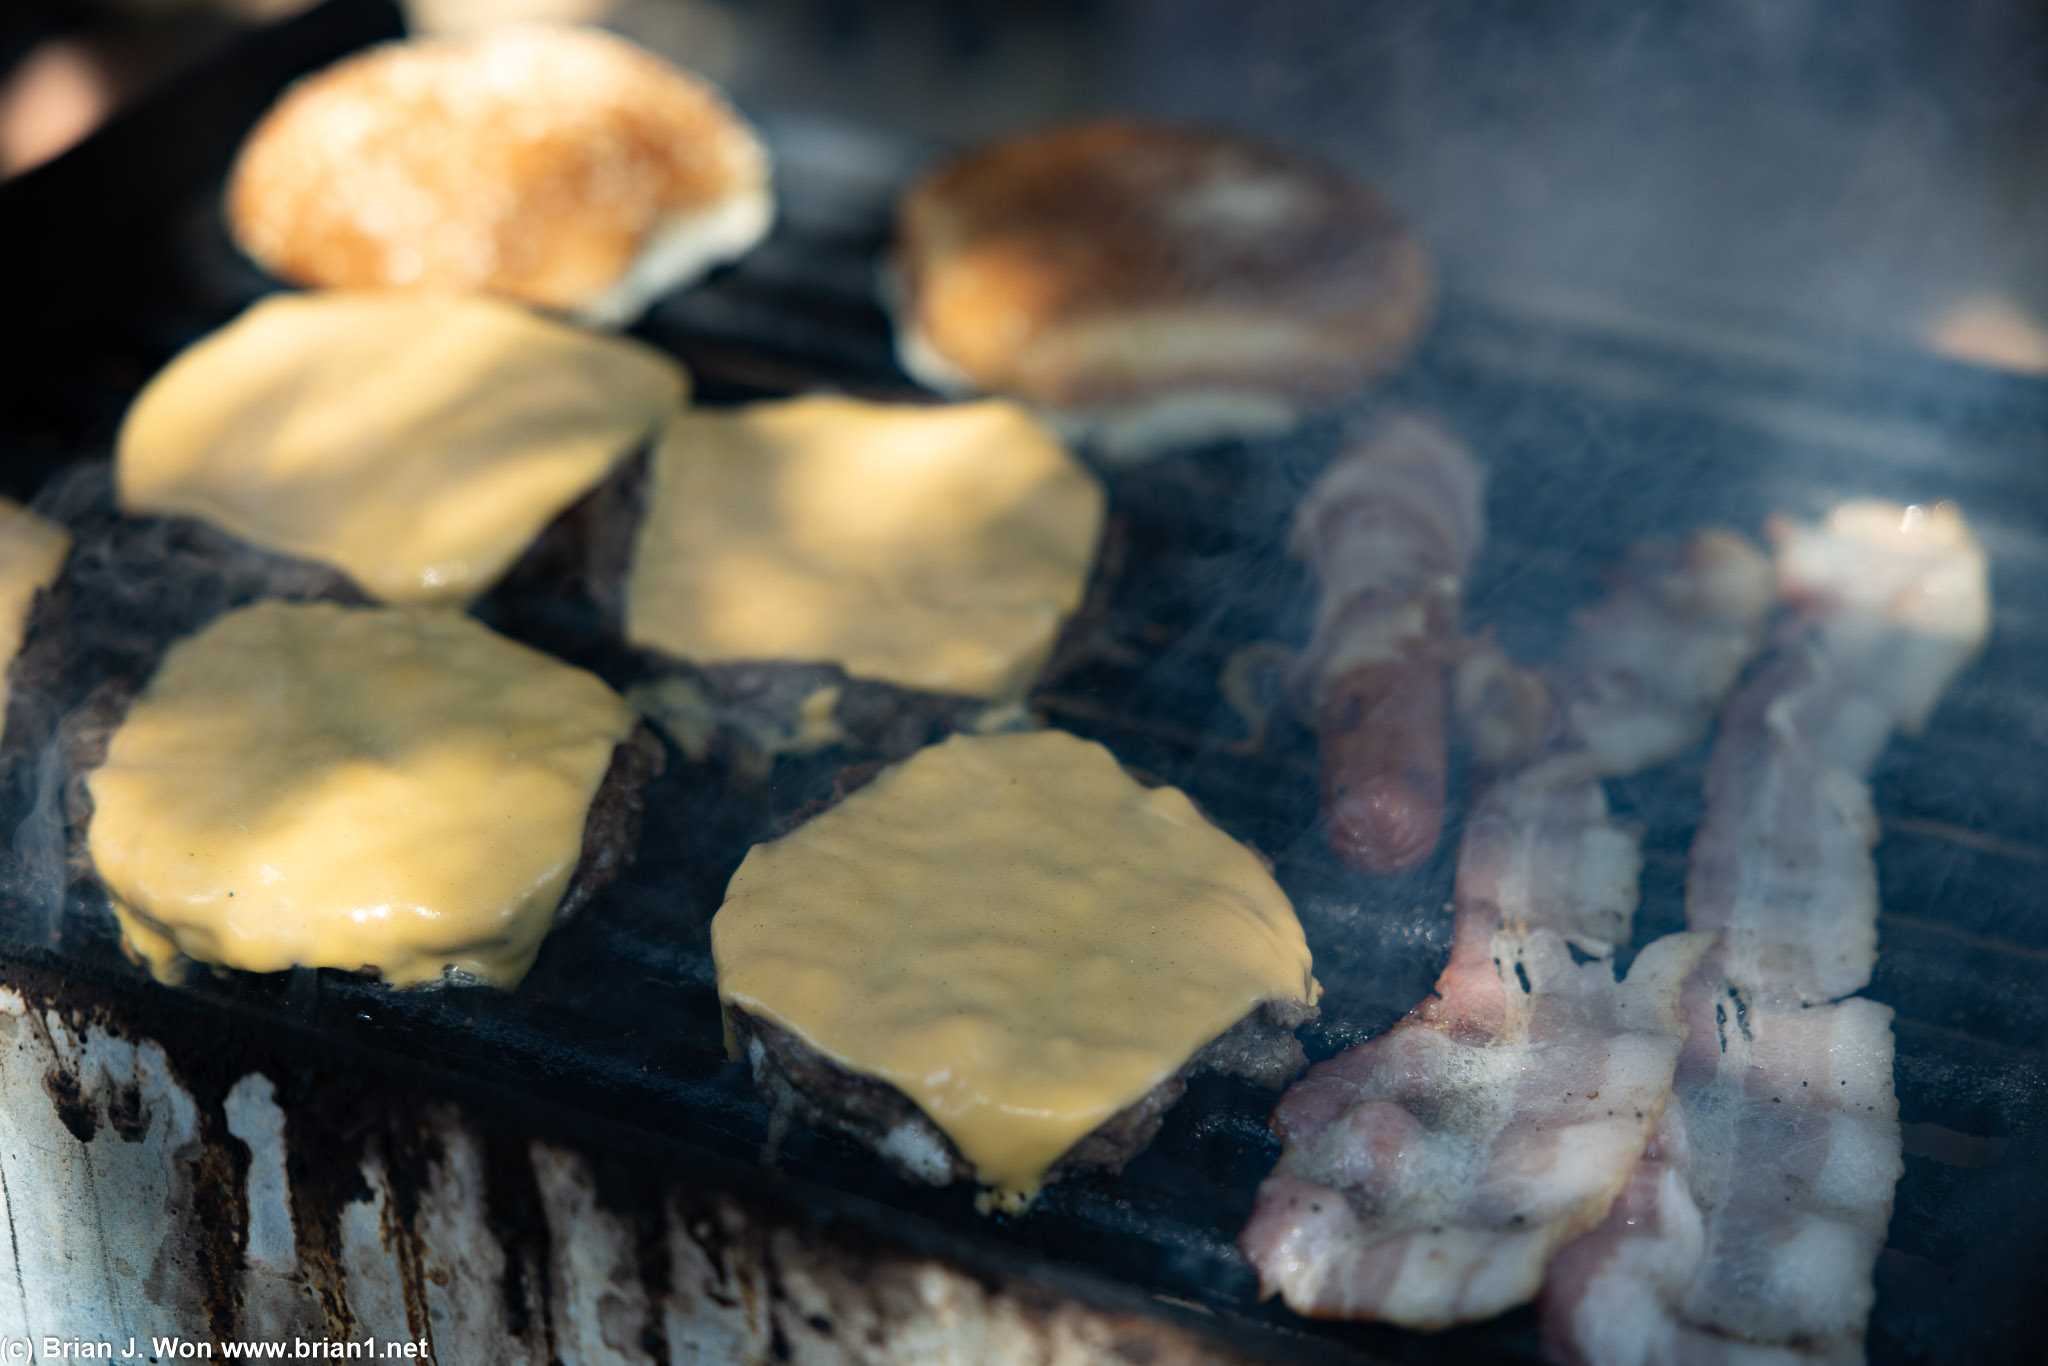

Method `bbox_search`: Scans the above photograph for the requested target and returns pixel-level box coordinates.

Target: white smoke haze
[1097,0,2048,363]
[652,0,2048,366]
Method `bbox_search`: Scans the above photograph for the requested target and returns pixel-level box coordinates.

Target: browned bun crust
[226,25,772,325]
[888,121,1430,446]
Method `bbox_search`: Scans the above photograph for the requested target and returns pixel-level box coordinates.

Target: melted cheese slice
[624,396,1104,699]
[86,601,638,988]
[0,499,70,744]
[713,729,1318,1208]
[116,291,686,605]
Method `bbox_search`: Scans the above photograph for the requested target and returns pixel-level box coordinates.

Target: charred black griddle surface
[1,74,2045,1366]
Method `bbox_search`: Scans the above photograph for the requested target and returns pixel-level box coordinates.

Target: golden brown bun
[888,121,1431,459]
[226,25,772,326]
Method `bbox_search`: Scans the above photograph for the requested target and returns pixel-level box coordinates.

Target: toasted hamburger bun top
[889,120,1430,442]
[227,25,772,325]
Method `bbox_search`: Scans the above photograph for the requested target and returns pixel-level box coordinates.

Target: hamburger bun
[887,120,1431,461]
[226,25,773,326]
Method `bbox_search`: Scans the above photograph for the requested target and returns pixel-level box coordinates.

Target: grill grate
[0,92,2044,1364]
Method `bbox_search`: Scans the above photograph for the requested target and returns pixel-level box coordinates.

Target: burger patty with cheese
[609,394,1107,771]
[115,290,686,609]
[713,728,1319,1212]
[70,601,661,989]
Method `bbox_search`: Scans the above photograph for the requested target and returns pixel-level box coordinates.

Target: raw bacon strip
[1241,762,1708,1325]
[1453,529,1774,782]
[1770,500,1990,774]
[1291,411,1484,873]
[1688,502,1989,1005]
[1466,774,1643,959]
[1451,632,1557,773]
[1542,501,1985,1365]
[1539,1111,1705,1366]
[1540,530,1775,781]
[1685,642,1883,1006]
[1240,925,1711,1327]
[1244,521,1774,1328]
[1540,971,1901,1366]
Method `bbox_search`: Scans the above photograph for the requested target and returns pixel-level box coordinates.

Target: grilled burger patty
[54,670,663,941]
[69,602,657,987]
[502,443,1066,776]
[0,477,666,986]
[729,996,1317,1188]
[713,730,1321,1209]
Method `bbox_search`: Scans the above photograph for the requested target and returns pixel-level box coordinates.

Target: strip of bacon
[1689,502,1990,1005]
[1467,774,1643,959]
[1540,530,1775,781]
[1244,522,1775,1327]
[1540,970,1901,1366]
[1543,501,1987,1365]
[1454,529,1774,782]
[1685,642,1883,1006]
[1240,747,1712,1324]
[1770,501,1991,774]
[1291,410,1484,873]
[1241,914,1712,1327]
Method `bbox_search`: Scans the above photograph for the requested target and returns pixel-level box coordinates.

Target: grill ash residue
[0,972,264,1341]
[590,1152,676,1361]
[480,1123,557,1353]
[281,1094,372,1341]
[103,1069,150,1142]
[40,1060,98,1145]
[184,1113,253,1342]
[376,1112,447,1352]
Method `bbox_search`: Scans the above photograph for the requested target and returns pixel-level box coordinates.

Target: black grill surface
[0,30,2045,1363]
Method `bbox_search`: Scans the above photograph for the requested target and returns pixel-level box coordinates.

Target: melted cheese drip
[0,499,70,744]
[713,729,1318,1208]
[624,396,1104,700]
[116,291,686,605]
[86,602,638,988]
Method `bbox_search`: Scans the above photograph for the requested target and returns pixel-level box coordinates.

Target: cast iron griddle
[0,12,2043,1360]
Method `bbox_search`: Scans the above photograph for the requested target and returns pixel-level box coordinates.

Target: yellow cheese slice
[116,291,686,605]
[86,601,639,988]
[624,396,1104,700]
[713,729,1318,1209]
[0,498,70,745]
